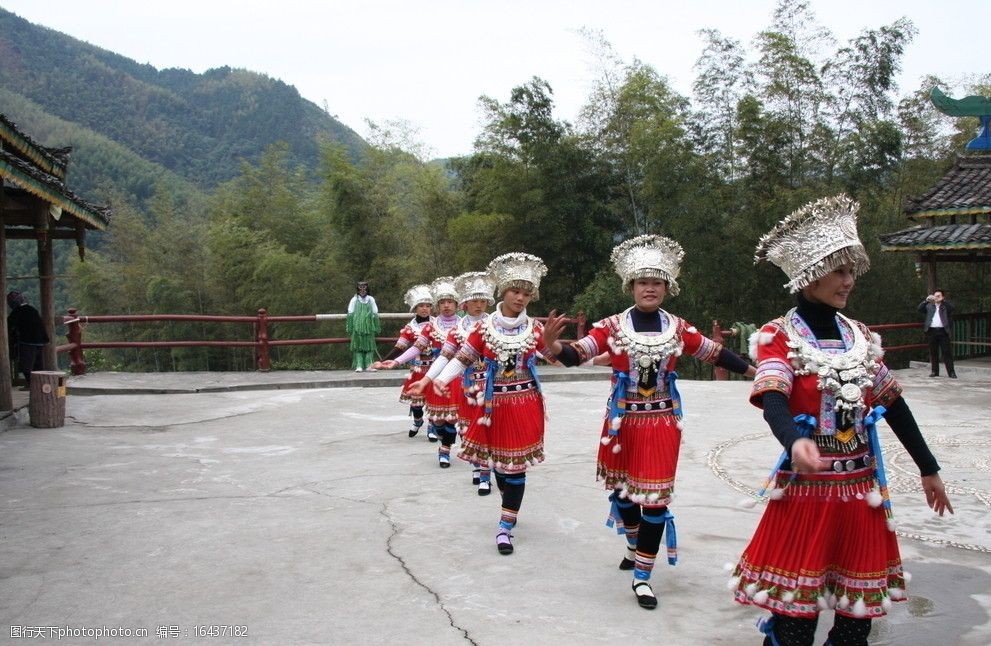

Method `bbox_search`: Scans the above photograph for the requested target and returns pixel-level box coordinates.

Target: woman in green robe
[346,281,380,371]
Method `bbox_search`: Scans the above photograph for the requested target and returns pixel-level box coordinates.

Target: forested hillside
[0,6,366,198]
[2,1,988,373]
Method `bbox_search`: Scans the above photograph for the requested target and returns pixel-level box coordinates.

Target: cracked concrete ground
[1,367,989,645]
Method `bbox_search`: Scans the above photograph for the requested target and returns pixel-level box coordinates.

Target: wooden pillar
[926,256,938,294]
[0,181,12,411]
[36,204,56,370]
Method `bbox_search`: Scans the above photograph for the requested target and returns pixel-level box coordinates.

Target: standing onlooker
[346,281,380,372]
[918,289,956,378]
[7,290,49,387]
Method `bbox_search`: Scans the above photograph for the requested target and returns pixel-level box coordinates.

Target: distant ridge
[0,7,367,199]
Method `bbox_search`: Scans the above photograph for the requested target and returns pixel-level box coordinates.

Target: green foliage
[23,1,987,375]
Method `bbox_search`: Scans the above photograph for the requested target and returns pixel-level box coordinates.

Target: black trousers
[926,328,955,375]
[15,343,45,384]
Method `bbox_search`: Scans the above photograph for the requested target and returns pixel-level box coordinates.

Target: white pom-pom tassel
[612,443,622,454]
[619,487,629,499]
[687,326,697,334]
[758,331,775,345]
[769,488,785,501]
[726,576,741,590]
[888,587,904,600]
[745,583,758,598]
[601,435,612,446]
[902,571,912,583]
[837,594,850,610]
[723,562,736,572]
[738,497,757,509]
[647,492,660,503]
[610,416,622,431]
[827,593,837,609]
[676,420,684,431]
[753,589,770,604]
[886,518,897,532]
[852,598,867,617]
[479,416,491,426]
[881,597,892,611]
[865,490,883,507]
[817,596,829,611]
[781,590,795,604]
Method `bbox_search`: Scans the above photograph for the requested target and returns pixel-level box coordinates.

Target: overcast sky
[2,0,986,158]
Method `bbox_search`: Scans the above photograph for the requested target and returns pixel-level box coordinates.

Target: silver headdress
[403,284,433,311]
[429,276,459,304]
[610,234,684,296]
[453,271,496,305]
[486,252,548,301]
[756,194,870,293]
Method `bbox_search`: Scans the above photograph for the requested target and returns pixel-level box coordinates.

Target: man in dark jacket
[918,289,956,378]
[7,290,49,386]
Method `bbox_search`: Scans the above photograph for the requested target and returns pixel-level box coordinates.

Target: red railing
[710,313,991,380]
[56,308,588,375]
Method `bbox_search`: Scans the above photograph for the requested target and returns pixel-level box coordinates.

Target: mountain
[0,7,367,201]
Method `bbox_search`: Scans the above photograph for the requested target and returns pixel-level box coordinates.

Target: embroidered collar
[483,313,536,363]
[614,307,682,369]
[783,308,880,411]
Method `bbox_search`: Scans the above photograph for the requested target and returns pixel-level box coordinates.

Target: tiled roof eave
[881,243,991,252]
[907,206,991,218]
[0,153,109,229]
[0,116,68,180]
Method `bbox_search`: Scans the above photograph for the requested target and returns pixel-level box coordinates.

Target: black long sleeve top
[761,294,939,476]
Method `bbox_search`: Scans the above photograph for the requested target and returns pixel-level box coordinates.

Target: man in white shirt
[918,289,956,378]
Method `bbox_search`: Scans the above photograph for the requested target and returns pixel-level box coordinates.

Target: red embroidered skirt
[732,462,905,618]
[457,367,487,432]
[399,364,428,406]
[597,408,681,506]
[425,379,460,423]
[458,379,544,474]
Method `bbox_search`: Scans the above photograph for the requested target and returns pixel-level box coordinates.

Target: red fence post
[712,319,728,381]
[256,308,271,372]
[66,308,86,375]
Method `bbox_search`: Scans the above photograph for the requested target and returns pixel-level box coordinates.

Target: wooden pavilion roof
[903,154,991,220]
[0,114,109,230]
[879,223,991,254]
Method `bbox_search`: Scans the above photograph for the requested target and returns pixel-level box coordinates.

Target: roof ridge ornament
[931,87,991,150]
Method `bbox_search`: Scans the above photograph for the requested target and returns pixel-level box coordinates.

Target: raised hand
[541,309,569,355]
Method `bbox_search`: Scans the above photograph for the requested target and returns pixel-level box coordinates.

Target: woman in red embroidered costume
[373,285,434,439]
[729,195,953,646]
[381,277,464,467]
[408,271,498,493]
[543,234,755,610]
[425,253,549,555]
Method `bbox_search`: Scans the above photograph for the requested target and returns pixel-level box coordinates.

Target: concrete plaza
[1,365,989,645]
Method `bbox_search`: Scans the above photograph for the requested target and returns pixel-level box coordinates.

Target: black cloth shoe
[408,427,419,437]
[619,557,635,571]
[632,580,657,609]
[929,373,939,378]
[949,373,958,379]
[496,530,514,555]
